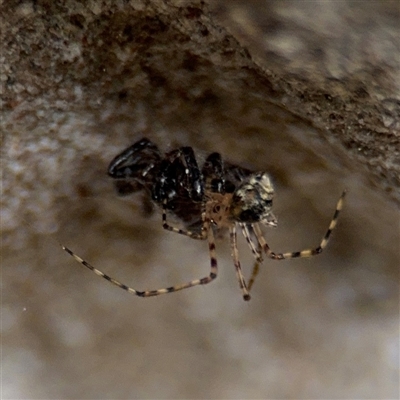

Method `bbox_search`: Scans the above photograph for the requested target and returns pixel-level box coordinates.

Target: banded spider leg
[253,190,346,261]
[240,223,263,292]
[235,190,346,292]
[61,206,218,297]
[61,136,346,301]
[203,152,252,300]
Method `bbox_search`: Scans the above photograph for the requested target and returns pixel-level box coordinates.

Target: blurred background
[2,0,399,398]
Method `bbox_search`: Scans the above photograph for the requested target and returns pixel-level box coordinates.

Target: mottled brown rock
[2,1,398,398]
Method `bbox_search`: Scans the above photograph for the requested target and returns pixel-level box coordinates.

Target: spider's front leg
[240,223,263,292]
[254,190,346,260]
[230,224,251,301]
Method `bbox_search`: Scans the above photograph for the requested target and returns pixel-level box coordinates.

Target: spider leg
[108,138,161,179]
[61,220,218,297]
[108,138,162,198]
[240,223,263,292]
[230,225,251,301]
[254,190,346,260]
[178,146,204,201]
[113,180,145,196]
[202,152,226,194]
[162,200,207,240]
[247,259,261,292]
[154,146,204,203]
[240,223,263,262]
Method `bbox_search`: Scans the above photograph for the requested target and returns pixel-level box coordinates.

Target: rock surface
[2,1,399,398]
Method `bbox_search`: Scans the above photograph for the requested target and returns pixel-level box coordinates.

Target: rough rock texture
[212,0,400,204]
[2,1,399,399]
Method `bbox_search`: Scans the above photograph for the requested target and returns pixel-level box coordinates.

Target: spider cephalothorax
[62,138,346,301]
[230,172,277,226]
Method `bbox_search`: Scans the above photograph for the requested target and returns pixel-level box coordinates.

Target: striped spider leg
[251,190,346,262]
[233,190,347,293]
[202,152,252,300]
[61,202,218,297]
[240,223,263,292]
[61,137,346,301]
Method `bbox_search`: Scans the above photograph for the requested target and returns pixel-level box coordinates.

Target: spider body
[62,138,346,301]
[108,138,267,230]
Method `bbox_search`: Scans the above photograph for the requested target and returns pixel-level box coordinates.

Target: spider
[62,138,346,301]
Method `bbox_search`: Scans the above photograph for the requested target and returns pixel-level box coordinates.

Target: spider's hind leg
[113,180,145,196]
[155,146,204,201]
[202,152,226,194]
[161,200,207,240]
[108,138,162,193]
[61,218,218,297]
